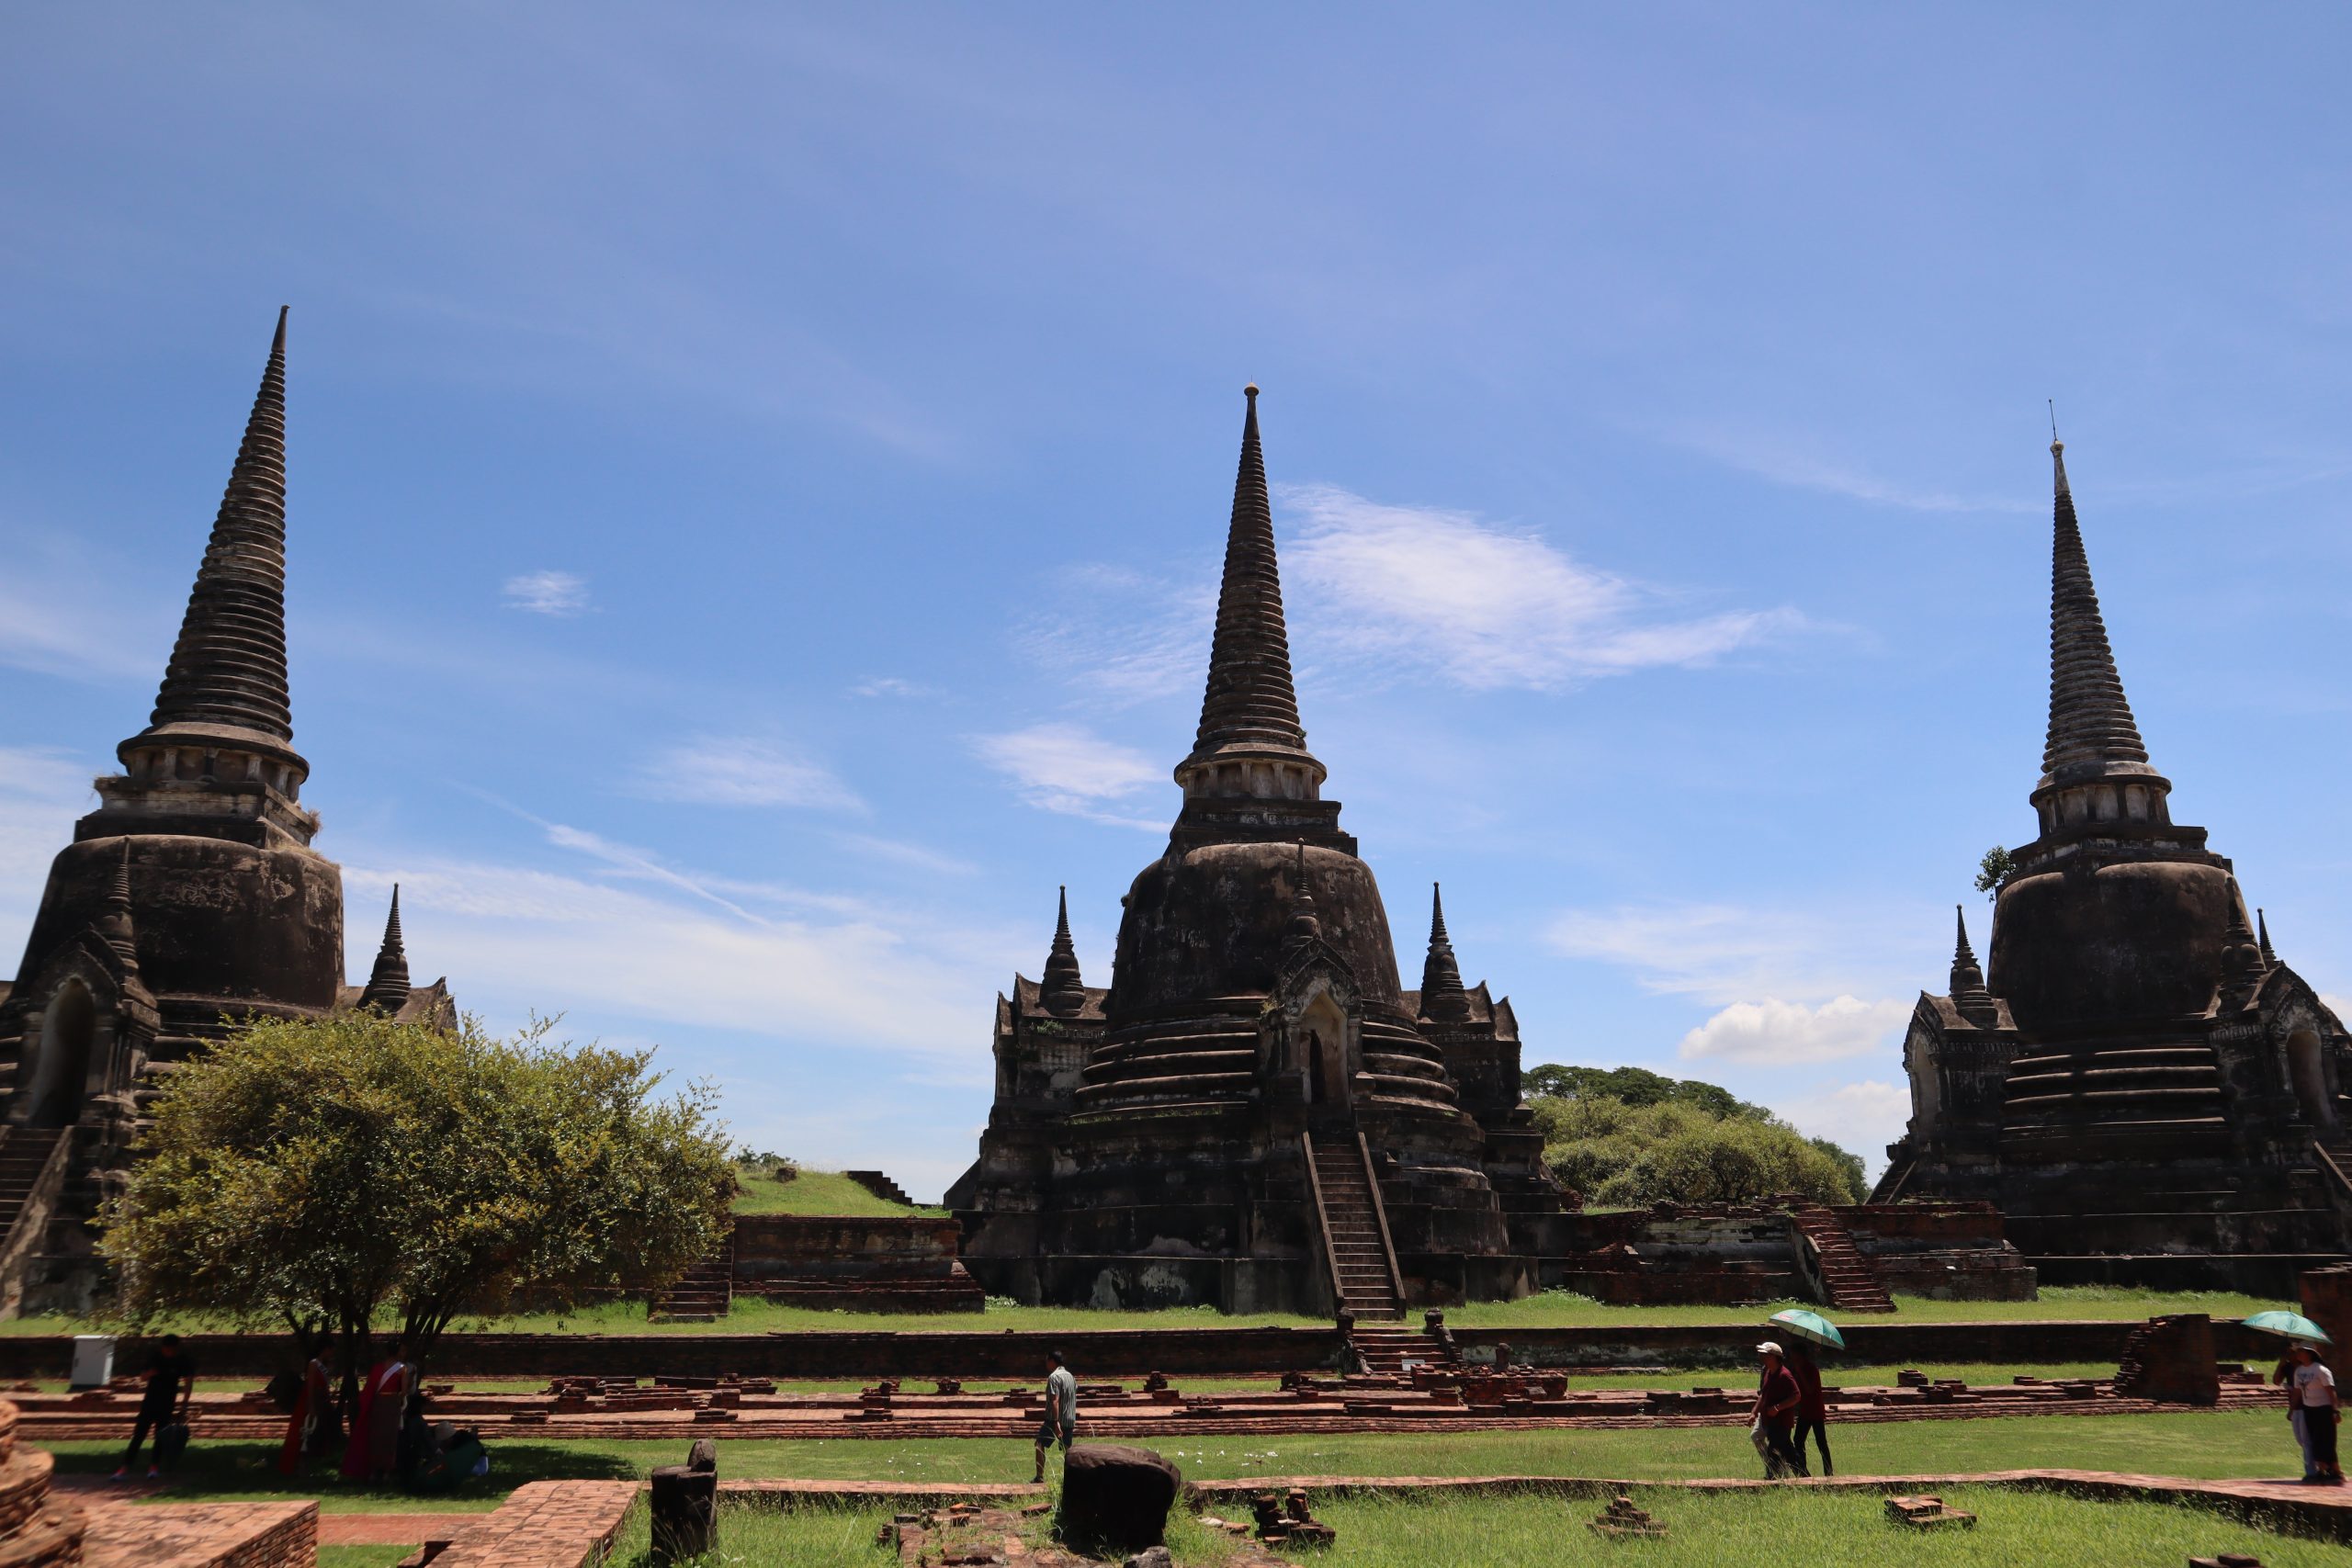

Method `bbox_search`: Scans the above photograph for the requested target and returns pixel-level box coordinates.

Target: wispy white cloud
[1671,429,2038,515]
[969,722,1165,829]
[1679,995,1910,1066]
[1014,564,1215,708]
[832,832,979,878]
[502,570,592,616]
[0,747,95,935]
[626,736,865,814]
[1549,900,1935,1008]
[851,676,939,699]
[1768,1079,1911,1177]
[1283,484,1799,690]
[341,849,1000,1078]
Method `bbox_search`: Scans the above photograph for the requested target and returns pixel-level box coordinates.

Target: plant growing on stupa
[100,1009,731,1382]
[1973,845,2014,898]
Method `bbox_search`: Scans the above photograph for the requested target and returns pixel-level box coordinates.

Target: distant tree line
[1524,1063,1868,1207]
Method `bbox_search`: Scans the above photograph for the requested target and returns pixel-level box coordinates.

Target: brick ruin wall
[1527,1200,2031,1306]
[729,1215,982,1312]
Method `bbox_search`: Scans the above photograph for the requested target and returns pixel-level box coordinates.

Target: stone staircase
[2316,1134,2352,1212]
[1789,1203,1895,1314]
[1348,1323,1452,1375]
[650,1227,734,1322]
[1306,1134,1406,1323]
[844,1170,915,1206]
[0,1129,64,1250]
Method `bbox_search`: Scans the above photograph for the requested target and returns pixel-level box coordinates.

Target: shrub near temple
[99,1010,732,1381]
[1532,1093,1864,1206]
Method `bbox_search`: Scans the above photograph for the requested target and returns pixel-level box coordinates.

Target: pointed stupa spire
[130,307,304,769]
[2219,878,2263,1005]
[1284,840,1321,944]
[359,884,412,1015]
[1040,886,1087,1016]
[1419,883,1471,1022]
[2258,908,2278,968]
[2041,434,2154,787]
[96,842,141,974]
[1950,904,1996,1023]
[1175,387,1326,800]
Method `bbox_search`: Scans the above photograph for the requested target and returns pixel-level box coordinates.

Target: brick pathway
[81,1501,316,1568]
[314,1514,481,1546]
[427,1481,637,1568]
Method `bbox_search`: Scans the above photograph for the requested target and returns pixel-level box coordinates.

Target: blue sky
[6,6,2352,1200]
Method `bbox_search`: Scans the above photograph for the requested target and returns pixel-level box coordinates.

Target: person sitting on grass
[1749,1340,1807,1480]
[1033,1348,1078,1483]
[2288,1342,2342,1485]
[112,1335,195,1482]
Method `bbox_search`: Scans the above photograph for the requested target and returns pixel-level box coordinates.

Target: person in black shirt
[113,1336,197,1481]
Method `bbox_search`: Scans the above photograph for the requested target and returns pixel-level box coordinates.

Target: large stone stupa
[949,389,1563,1314]
[1874,437,2352,1291]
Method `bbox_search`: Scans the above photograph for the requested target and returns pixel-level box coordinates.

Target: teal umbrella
[1768,1308,1846,1349]
[2241,1311,2332,1346]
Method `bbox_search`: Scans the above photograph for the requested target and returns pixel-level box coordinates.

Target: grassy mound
[729,1168,943,1217]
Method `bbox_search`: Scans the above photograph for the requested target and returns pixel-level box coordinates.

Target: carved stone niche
[1261,950,1362,1112]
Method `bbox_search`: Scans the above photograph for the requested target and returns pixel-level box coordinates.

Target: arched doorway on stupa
[1299,991,1352,1122]
[2287,1028,2335,1130]
[23,981,96,1131]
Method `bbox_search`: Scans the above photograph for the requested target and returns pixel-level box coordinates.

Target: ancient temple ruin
[1874,437,2352,1291]
[948,388,1566,1314]
[0,310,451,1314]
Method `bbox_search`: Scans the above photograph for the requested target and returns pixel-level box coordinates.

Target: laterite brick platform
[82,1504,315,1568]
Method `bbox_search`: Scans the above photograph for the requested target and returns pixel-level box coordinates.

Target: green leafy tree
[1974,845,2014,899]
[1528,1089,1866,1206]
[101,1010,732,1386]
[1521,1063,1772,1122]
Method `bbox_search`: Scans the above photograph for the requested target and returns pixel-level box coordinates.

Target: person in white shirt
[2288,1343,2342,1485]
[1034,1349,1079,1483]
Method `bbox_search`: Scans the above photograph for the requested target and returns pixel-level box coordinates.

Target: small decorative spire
[1950,904,1996,1024]
[1285,841,1321,943]
[2219,880,2263,1005]
[2257,908,2278,968]
[96,842,141,974]
[1419,883,1470,1022]
[1040,886,1087,1016]
[358,884,412,1014]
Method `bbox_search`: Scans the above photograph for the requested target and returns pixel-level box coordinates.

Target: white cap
[1756,1340,1783,1357]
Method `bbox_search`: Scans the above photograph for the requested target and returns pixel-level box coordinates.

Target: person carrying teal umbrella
[1769,1310,1840,1475]
[2283,1341,2341,1484]
[2244,1312,2341,1483]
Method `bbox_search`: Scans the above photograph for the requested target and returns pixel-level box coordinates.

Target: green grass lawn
[0,1283,2298,1341]
[1446,1284,2290,1329]
[602,1483,2343,1568]
[318,1550,415,1568]
[40,1408,2315,1508]
[729,1168,943,1218]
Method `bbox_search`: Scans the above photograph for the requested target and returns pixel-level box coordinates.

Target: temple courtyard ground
[35,1408,2324,1503]
[603,1485,2352,1568]
[0,1284,2284,1337]
[28,1291,2339,1565]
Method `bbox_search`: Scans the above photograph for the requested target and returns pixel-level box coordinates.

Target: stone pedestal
[2301,1263,2352,1353]
[2113,1314,2220,1405]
